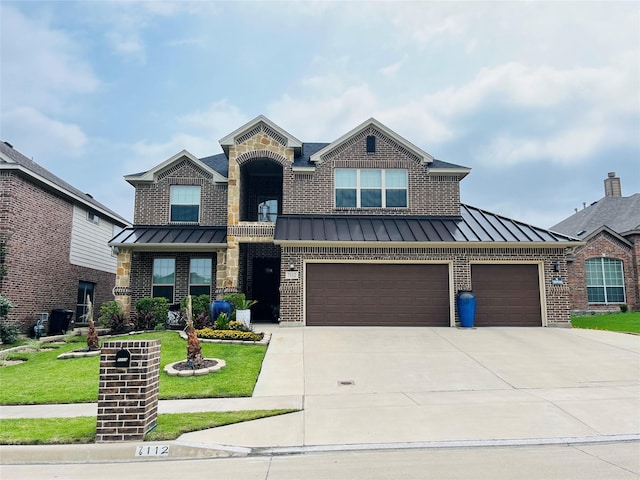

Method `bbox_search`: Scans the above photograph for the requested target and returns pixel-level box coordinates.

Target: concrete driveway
[181,326,640,449]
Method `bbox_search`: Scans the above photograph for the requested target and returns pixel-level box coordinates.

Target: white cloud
[2,107,88,158]
[379,54,408,78]
[1,5,100,113]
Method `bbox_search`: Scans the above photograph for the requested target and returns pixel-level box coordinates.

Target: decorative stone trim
[57,349,101,359]
[228,223,275,238]
[163,358,226,377]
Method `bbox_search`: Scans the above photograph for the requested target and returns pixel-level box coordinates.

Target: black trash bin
[49,309,73,335]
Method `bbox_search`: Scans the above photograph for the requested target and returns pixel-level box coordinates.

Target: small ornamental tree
[184,296,203,368]
[86,297,100,351]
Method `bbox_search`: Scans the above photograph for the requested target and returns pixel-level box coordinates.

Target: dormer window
[366,135,376,153]
[170,185,200,223]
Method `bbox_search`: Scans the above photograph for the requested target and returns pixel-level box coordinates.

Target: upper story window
[170,185,200,223]
[87,212,100,225]
[258,198,278,222]
[585,257,625,304]
[335,169,407,208]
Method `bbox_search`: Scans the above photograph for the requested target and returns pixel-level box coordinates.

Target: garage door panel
[306,264,450,327]
[471,264,541,327]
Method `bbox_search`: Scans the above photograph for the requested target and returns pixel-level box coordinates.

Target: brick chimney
[604,172,622,197]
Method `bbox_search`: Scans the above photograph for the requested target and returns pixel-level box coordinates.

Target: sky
[1,1,638,229]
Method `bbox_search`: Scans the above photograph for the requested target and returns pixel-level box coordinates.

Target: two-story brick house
[0,141,130,333]
[551,173,639,313]
[109,116,581,327]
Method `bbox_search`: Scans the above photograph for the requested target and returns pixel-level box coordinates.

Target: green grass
[0,331,267,405]
[0,410,296,445]
[571,311,640,334]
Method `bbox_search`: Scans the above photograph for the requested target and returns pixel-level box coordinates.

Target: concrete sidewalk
[1,326,639,464]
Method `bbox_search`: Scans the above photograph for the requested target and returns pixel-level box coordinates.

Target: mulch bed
[171,359,218,371]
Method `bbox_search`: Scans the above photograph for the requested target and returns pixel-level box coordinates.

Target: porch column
[113,248,132,316]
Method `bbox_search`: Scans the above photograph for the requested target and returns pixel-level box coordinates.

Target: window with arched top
[585,257,626,304]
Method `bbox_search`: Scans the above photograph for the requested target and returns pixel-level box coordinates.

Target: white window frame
[335,168,408,209]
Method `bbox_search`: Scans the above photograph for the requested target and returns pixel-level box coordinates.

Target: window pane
[361,170,381,187]
[171,205,199,222]
[335,169,357,188]
[153,285,174,302]
[587,286,605,303]
[386,169,407,187]
[190,258,212,285]
[606,287,625,303]
[336,189,357,207]
[361,189,382,207]
[153,258,175,285]
[258,199,278,222]
[170,186,200,204]
[386,190,407,207]
[585,259,604,286]
[190,285,211,297]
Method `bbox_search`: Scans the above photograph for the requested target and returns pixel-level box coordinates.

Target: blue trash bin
[457,290,476,328]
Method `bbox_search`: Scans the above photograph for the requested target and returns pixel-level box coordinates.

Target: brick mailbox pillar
[96,340,161,443]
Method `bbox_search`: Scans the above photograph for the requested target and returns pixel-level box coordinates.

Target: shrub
[0,324,20,344]
[0,295,13,319]
[229,320,251,332]
[620,304,629,313]
[215,312,230,330]
[180,294,211,328]
[134,297,169,330]
[98,301,129,334]
[196,327,263,342]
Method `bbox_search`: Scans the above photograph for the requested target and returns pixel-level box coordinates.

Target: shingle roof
[274,204,579,244]
[550,194,640,238]
[131,143,470,179]
[0,141,129,226]
[109,226,227,249]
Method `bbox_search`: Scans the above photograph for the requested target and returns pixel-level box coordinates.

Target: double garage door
[305,263,542,327]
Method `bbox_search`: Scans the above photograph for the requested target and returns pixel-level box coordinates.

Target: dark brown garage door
[471,264,541,327]
[306,263,450,326]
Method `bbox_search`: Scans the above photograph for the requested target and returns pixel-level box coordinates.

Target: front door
[252,258,281,322]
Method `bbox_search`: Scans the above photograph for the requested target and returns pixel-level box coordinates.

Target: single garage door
[306,263,450,326]
[471,264,542,327]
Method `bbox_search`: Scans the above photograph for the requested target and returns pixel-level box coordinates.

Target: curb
[2,434,638,465]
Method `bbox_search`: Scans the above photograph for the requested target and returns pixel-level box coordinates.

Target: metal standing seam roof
[274,204,580,244]
[109,226,227,248]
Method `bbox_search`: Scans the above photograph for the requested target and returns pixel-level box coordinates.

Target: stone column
[96,339,161,443]
[113,248,132,316]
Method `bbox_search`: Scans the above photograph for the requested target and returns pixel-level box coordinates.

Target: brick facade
[566,231,638,312]
[0,171,117,332]
[133,161,227,226]
[119,117,578,328]
[96,340,161,443]
[279,246,570,327]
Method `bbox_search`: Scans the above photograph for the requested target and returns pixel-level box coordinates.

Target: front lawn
[0,410,295,445]
[571,311,640,334]
[0,331,267,405]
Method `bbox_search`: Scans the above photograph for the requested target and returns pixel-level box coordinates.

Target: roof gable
[551,194,640,238]
[218,115,302,157]
[125,150,227,185]
[310,118,434,165]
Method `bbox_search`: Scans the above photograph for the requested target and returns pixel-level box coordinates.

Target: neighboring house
[0,141,130,333]
[551,173,640,312]
[109,116,581,327]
